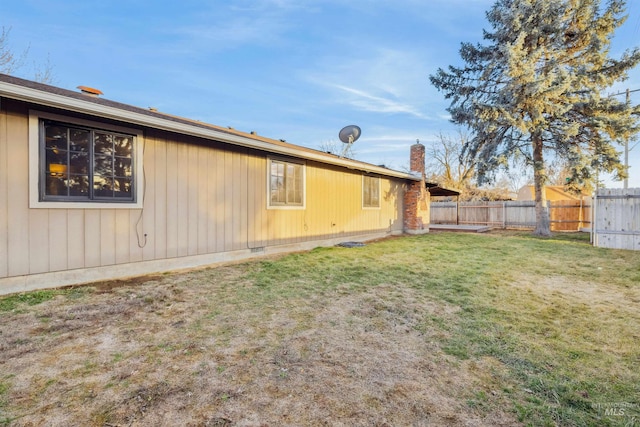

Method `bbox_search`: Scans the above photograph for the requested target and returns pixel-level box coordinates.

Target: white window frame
[267,157,306,210]
[362,175,381,209]
[29,110,144,209]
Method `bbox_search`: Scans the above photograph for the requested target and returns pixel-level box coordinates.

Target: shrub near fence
[430,200,592,231]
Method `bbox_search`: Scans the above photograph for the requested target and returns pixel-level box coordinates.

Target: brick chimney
[403,141,430,234]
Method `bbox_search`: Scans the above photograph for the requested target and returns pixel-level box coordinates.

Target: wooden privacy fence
[431,199,592,231]
[593,188,640,250]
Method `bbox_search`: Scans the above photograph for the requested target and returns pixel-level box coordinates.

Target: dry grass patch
[0,266,515,426]
[1,231,639,426]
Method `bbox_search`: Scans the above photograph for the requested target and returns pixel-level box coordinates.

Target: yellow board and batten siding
[0,100,404,293]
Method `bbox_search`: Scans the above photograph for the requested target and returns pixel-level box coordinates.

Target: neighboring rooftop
[517,185,587,201]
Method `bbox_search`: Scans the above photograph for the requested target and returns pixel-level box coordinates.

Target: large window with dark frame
[363,175,380,208]
[269,158,304,207]
[41,119,135,202]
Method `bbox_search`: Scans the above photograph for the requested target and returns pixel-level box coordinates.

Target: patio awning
[429,186,460,197]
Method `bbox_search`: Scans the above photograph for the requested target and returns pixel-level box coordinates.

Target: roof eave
[0,79,420,182]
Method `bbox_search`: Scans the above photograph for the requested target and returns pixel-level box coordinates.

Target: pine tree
[430,0,640,236]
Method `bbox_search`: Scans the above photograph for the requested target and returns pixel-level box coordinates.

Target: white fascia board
[0,80,419,182]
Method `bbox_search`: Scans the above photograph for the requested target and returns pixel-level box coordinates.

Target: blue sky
[2,0,640,188]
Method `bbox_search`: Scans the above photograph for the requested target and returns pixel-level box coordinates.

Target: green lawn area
[1,231,639,426]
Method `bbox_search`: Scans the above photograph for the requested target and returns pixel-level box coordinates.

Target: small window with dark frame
[269,159,304,206]
[41,119,135,202]
[363,175,380,208]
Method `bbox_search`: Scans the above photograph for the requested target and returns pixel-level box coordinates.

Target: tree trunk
[532,132,551,236]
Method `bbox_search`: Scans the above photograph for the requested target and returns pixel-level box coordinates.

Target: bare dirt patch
[1,267,519,426]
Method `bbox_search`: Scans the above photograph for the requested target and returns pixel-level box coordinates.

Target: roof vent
[77,86,103,97]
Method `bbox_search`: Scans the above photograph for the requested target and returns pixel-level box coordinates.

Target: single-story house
[0,73,439,295]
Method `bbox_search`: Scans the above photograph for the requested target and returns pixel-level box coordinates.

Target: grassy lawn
[1,231,639,426]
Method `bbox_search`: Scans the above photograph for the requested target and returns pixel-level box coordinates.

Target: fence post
[579,197,583,230]
[503,202,506,229]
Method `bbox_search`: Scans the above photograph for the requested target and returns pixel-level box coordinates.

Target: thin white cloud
[303,46,440,120]
[330,84,429,119]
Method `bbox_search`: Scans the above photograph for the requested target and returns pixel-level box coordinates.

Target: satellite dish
[338,125,361,157]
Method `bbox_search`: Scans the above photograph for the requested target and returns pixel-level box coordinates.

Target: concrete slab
[429,224,493,233]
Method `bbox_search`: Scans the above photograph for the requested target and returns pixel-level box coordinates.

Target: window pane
[270,161,287,204]
[276,177,285,203]
[270,176,279,203]
[44,124,68,150]
[371,182,380,206]
[69,128,90,152]
[364,176,379,207]
[363,180,371,205]
[68,175,89,196]
[287,183,295,203]
[94,132,114,155]
[94,154,113,177]
[94,176,113,198]
[114,135,133,157]
[46,148,67,173]
[69,151,89,175]
[45,175,67,196]
[114,157,132,178]
[114,178,133,197]
[45,142,68,196]
[286,164,295,203]
[293,165,302,204]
